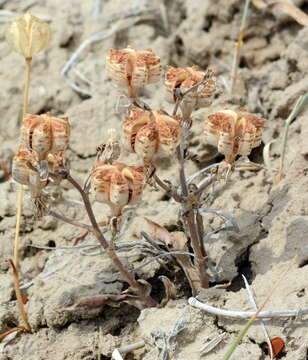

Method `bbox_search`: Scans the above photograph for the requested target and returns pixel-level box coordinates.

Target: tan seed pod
[204,110,266,164]
[5,13,51,58]
[92,162,145,215]
[122,109,181,162]
[165,66,216,118]
[106,46,161,98]
[12,145,38,185]
[21,113,70,160]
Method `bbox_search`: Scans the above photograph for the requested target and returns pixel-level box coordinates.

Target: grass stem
[230,0,251,92]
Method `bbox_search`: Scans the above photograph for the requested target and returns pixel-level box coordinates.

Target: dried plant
[3,12,269,340]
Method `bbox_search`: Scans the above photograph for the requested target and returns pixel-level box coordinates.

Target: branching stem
[65,173,157,307]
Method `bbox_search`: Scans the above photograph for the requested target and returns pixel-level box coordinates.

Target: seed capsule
[106,46,161,98]
[21,113,70,160]
[5,13,51,58]
[165,66,216,118]
[122,109,181,162]
[204,110,266,164]
[92,162,145,216]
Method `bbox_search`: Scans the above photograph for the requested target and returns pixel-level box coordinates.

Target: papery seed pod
[5,13,51,58]
[106,46,161,98]
[122,109,181,162]
[204,110,266,164]
[165,66,216,118]
[12,145,38,185]
[21,113,70,160]
[92,162,145,216]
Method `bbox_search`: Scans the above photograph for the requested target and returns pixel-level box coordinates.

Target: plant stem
[230,0,251,92]
[49,210,93,231]
[275,93,308,183]
[6,260,31,333]
[66,173,157,307]
[14,57,32,271]
[176,144,209,289]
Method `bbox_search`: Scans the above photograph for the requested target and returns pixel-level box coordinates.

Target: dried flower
[165,66,216,118]
[92,162,145,216]
[5,13,51,58]
[21,113,70,161]
[106,46,161,98]
[122,109,181,162]
[97,129,121,163]
[204,110,266,164]
[12,145,48,198]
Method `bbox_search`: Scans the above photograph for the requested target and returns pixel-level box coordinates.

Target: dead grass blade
[253,0,308,26]
[275,93,308,183]
[0,326,26,341]
[6,259,31,333]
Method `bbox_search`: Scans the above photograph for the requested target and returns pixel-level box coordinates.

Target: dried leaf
[253,0,308,27]
[144,217,173,246]
[171,233,202,296]
[159,276,177,306]
[144,219,202,295]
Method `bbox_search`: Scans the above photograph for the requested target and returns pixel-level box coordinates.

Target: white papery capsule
[122,109,181,163]
[204,110,266,164]
[106,46,161,98]
[92,162,145,216]
[21,113,70,160]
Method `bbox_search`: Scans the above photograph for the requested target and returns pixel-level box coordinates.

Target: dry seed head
[21,113,70,160]
[106,46,161,98]
[5,13,51,58]
[92,162,145,216]
[122,109,181,162]
[204,110,266,164]
[165,66,216,117]
[12,145,48,200]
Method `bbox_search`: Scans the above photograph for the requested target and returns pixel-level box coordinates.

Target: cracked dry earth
[0,0,308,359]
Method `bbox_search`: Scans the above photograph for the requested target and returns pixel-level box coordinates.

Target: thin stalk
[48,210,93,231]
[230,0,251,92]
[6,260,31,332]
[176,144,209,289]
[66,173,157,307]
[0,326,27,341]
[14,57,32,270]
[275,93,308,183]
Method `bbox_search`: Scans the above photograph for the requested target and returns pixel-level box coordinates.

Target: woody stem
[176,144,209,289]
[66,174,157,308]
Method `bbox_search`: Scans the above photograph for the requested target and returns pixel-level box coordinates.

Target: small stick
[275,93,308,183]
[230,0,251,92]
[188,297,308,319]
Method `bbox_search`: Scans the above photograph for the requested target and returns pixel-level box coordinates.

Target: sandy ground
[0,0,308,359]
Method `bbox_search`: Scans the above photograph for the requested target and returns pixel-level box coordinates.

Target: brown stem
[66,173,157,307]
[176,143,209,289]
[6,260,32,333]
[0,326,27,340]
[49,210,93,231]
